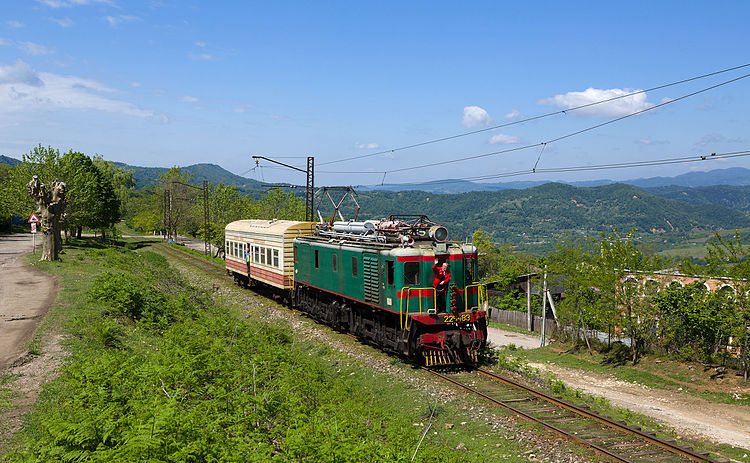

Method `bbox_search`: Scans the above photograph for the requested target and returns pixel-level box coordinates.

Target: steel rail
[474,368,714,462]
[426,367,716,463]
[427,368,636,463]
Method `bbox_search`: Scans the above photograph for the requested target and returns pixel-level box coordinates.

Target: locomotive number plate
[441,313,471,323]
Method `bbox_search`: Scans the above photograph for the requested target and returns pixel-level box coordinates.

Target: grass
[0,240,545,462]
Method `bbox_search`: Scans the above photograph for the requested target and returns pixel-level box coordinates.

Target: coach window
[404,262,420,286]
[225,241,230,256]
[314,250,319,268]
[332,254,338,272]
[260,247,266,265]
[387,260,394,286]
[233,242,238,258]
[273,249,279,268]
[254,246,260,263]
[266,248,272,266]
[351,256,358,277]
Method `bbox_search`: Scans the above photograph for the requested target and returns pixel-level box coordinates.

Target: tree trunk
[26,176,66,262]
[77,226,82,239]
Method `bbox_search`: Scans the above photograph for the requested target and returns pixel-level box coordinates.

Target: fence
[488,307,557,334]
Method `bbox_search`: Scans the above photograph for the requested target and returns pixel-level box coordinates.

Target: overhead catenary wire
[353,150,750,187]
[317,62,750,167]
[264,71,746,178]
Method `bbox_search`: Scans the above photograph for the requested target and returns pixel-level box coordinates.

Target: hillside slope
[346,183,750,242]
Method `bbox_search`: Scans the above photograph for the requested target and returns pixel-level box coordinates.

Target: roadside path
[0,233,57,369]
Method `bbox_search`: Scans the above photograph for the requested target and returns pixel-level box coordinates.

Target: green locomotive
[225,215,487,366]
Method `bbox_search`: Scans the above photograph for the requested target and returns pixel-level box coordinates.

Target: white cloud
[504,109,522,120]
[130,81,141,87]
[51,17,74,27]
[0,39,56,56]
[0,60,44,86]
[462,106,492,128]
[189,53,213,61]
[194,41,206,48]
[635,139,669,145]
[355,142,379,149]
[180,95,198,103]
[538,88,654,117]
[36,0,113,8]
[106,15,140,26]
[0,60,165,121]
[489,133,519,145]
[18,41,56,56]
[6,20,25,28]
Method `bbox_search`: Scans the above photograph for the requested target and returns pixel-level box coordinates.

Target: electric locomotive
[224,215,487,366]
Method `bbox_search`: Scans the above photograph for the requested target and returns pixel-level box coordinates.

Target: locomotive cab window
[404,262,420,286]
[465,257,476,283]
[332,253,337,272]
[351,256,358,277]
[314,250,319,269]
[386,260,394,285]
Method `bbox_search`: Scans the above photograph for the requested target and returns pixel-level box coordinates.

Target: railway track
[156,243,726,463]
[428,368,723,463]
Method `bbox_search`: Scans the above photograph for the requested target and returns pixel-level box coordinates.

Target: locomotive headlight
[429,225,448,242]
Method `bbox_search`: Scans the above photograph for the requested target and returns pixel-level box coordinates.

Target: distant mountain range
[0,155,21,167]
[358,167,750,193]
[110,162,264,191]
[2,155,748,192]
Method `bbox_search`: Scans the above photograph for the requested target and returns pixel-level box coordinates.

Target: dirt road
[0,233,57,369]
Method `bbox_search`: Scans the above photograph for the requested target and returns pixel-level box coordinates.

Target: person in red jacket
[433,258,451,312]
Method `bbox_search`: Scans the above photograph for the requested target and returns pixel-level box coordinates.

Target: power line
[356,150,750,187]
[289,71,748,178]
[318,62,750,166]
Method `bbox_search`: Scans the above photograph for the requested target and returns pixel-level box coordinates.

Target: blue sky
[1,1,749,187]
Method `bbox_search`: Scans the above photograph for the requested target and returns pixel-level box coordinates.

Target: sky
[1,1,749,188]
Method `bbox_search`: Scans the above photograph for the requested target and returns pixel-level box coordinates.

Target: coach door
[362,252,380,304]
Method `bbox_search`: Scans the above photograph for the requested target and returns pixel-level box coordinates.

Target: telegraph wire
[354,150,750,187]
[318,62,750,166]
[270,71,746,177]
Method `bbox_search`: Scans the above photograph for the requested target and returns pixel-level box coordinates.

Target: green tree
[158,167,198,239]
[593,230,669,363]
[705,231,750,380]
[549,237,602,353]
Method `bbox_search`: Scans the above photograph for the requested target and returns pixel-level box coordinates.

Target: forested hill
[645,185,750,212]
[112,162,263,191]
[0,155,21,166]
[346,182,750,242]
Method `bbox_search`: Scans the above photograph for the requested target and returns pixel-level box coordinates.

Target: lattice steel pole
[306,156,314,222]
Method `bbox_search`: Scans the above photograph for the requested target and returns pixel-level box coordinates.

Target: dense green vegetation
[3,243,527,461]
[646,184,750,212]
